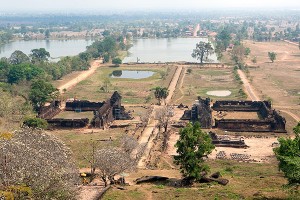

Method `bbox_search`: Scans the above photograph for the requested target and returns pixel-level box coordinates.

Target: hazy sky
[0,0,300,12]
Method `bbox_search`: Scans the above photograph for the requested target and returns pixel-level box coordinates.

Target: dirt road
[138,65,183,168]
[57,59,102,93]
[238,69,260,101]
[238,69,299,122]
[165,66,183,104]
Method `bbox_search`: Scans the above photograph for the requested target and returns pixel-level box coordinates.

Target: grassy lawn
[50,128,130,168]
[54,111,95,120]
[173,66,245,105]
[103,160,289,200]
[62,64,176,105]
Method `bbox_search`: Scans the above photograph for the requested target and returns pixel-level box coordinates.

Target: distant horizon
[0,8,300,16]
[0,0,299,14]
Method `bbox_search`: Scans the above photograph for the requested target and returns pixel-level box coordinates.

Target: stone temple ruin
[181,97,286,133]
[38,91,131,128]
[209,132,248,148]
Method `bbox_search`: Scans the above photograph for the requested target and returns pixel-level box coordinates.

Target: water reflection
[123,38,218,63]
[110,70,154,79]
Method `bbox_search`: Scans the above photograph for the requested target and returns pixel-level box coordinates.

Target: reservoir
[110,70,155,79]
[123,38,218,63]
[0,39,93,60]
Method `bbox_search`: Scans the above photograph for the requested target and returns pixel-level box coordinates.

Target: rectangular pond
[110,70,155,79]
[123,37,218,63]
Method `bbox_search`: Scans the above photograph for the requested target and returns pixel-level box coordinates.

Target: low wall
[212,101,271,112]
[38,101,61,119]
[214,119,282,132]
[47,118,89,128]
[65,100,104,111]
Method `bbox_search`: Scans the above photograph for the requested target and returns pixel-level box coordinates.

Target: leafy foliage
[274,122,300,186]
[216,28,232,51]
[153,87,169,105]
[23,117,48,129]
[268,52,277,63]
[191,41,214,64]
[30,48,50,63]
[174,122,215,180]
[112,57,122,66]
[29,80,58,112]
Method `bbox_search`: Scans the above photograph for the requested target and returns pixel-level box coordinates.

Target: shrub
[23,117,48,129]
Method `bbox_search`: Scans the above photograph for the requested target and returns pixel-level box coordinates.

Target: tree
[23,117,48,129]
[191,41,214,64]
[216,28,232,51]
[7,63,45,84]
[174,122,215,181]
[112,57,122,67]
[245,47,251,56]
[274,122,300,187]
[154,87,169,105]
[0,127,79,199]
[101,78,111,93]
[155,105,174,133]
[268,52,277,63]
[94,136,144,186]
[8,50,30,65]
[44,29,50,39]
[0,89,32,130]
[29,80,58,112]
[231,45,246,66]
[79,52,92,62]
[30,48,50,63]
[187,68,192,74]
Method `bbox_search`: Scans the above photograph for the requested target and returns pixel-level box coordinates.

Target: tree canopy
[29,80,58,112]
[191,41,214,64]
[216,28,232,51]
[274,122,300,186]
[268,52,277,63]
[174,122,215,180]
[154,87,169,105]
[30,48,50,63]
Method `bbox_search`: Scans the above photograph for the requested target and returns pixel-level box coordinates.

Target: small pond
[206,90,232,97]
[110,70,155,79]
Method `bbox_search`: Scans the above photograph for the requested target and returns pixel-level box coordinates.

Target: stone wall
[65,100,104,111]
[182,97,286,133]
[47,118,89,128]
[38,101,61,119]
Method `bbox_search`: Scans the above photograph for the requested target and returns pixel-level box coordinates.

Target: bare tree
[0,127,79,199]
[94,135,144,186]
[155,105,174,133]
[0,90,32,131]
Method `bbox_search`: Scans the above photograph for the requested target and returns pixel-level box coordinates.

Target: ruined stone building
[181,97,286,133]
[181,97,212,128]
[91,91,131,128]
[38,91,131,128]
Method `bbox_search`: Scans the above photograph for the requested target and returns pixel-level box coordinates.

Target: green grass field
[63,64,176,104]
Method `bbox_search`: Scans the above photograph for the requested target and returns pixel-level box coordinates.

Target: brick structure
[38,100,61,119]
[91,91,131,128]
[182,97,286,133]
[181,97,212,128]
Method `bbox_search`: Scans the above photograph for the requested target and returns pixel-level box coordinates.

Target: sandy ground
[167,133,278,163]
[238,69,260,101]
[138,65,183,168]
[165,66,183,104]
[57,59,103,93]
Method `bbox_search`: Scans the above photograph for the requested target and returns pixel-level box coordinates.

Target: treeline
[0,35,126,120]
[0,30,13,45]
[0,35,125,84]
